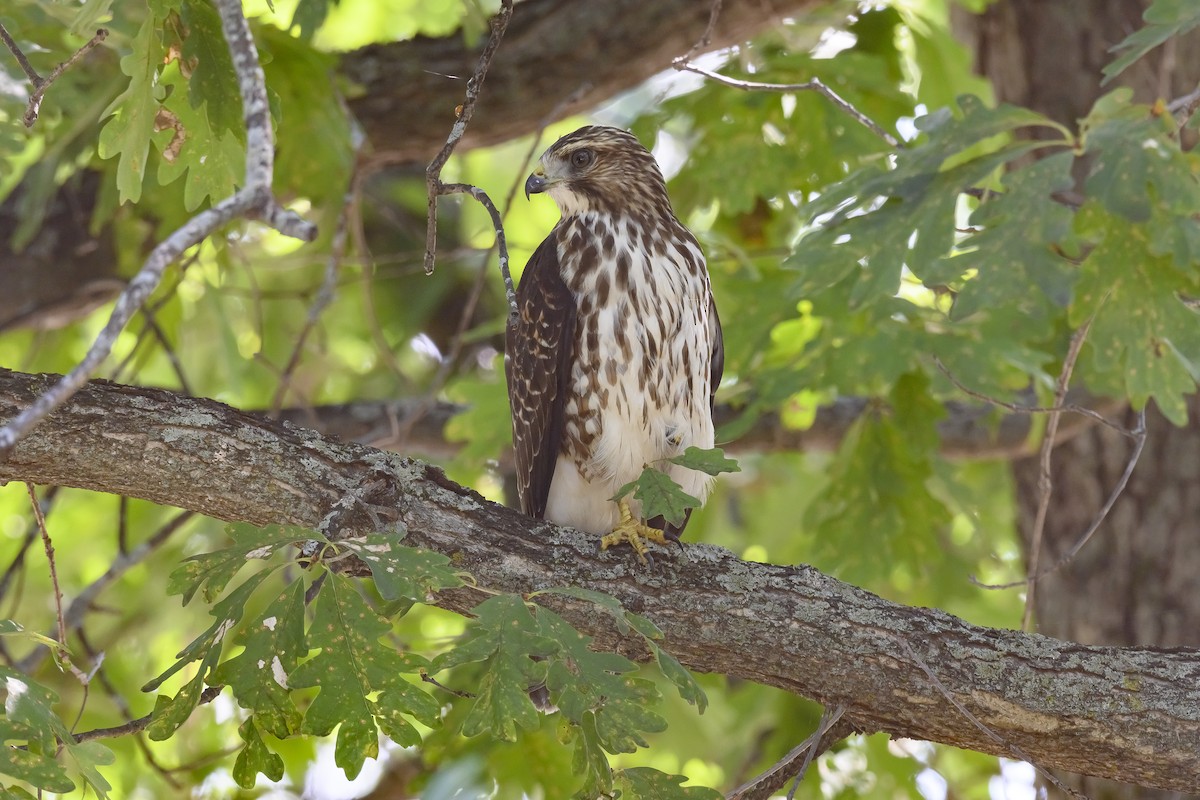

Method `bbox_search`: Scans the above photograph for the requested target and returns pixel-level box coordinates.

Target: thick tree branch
[275,392,1123,462]
[0,369,1196,792]
[343,0,812,161]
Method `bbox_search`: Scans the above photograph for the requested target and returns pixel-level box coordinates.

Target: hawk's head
[525,126,672,219]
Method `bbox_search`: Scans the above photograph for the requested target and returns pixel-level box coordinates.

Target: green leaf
[144,568,274,695]
[530,587,702,711]
[290,0,334,40]
[804,372,953,585]
[334,533,463,602]
[58,740,115,800]
[538,609,666,754]
[155,62,244,210]
[0,620,60,650]
[667,446,741,476]
[0,666,114,797]
[430,595,558,742]
[613,468,701,528]
[210,580,306,738]
[1103,0,1200,84]
[180,0,243,138]
[289,575,438,779]
[613,767,723,799]
[932,151,1078,320]
[569,714,614,800]
[258,26,354,205]
[649,644,707,713]
[97,14,163,204]
[232,719,284,789]
[789,96,1066,308]
[1082,91,1200,223]
[1071,207,1200,425]
[0,670,75,793]
[168,523,313,605]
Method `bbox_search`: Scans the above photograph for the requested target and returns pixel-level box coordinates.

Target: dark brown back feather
[505,234,576,519]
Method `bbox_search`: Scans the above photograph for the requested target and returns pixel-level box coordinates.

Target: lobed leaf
[289,575,438,778]
[334,533,462,603]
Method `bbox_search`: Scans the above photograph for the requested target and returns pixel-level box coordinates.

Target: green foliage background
[1,0,1198,796]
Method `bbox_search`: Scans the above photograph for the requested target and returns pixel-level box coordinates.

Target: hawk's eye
[571,149,594,169]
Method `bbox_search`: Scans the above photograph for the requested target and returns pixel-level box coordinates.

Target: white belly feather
[544,212,715,534]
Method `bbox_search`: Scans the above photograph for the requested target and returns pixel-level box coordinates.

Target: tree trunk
[957,2,1200,798]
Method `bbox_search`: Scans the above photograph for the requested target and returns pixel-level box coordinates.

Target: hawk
[505,126,723,559]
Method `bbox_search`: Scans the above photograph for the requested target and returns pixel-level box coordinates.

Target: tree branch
[342,0,813,161]
[0,369,1196,792]
[272,391,1123,463]
[0,0,316,460]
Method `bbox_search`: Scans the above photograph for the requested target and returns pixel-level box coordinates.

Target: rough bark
[1,368,1199,793]
[343,0,811,161]
[956,1,1200,798]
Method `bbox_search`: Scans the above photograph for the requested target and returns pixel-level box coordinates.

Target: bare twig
[899,640,1086,799]
[76,630,182,789]
[0,0,316,459]
[423,0,517,316]
[1021,318,1094,631]
[18,511,194,674]
[29,29,108,126]
[932,356,1132,438]
[440,183,515,319]
[25,484,87,682]
[786,704,845,800]
[674,61,901,149]
[673,0,725,67]
[73,686,224,743]
[973,409,1147,591]
[420,670,475,699]
[0,22,41,83]
[384,97,574,451]
[0,22,108,126]
[1167,82,1200,130]
[726,704,852,800]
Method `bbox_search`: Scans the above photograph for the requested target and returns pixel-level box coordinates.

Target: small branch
[17,511,194,675]
[0,22,42,84]
[899,640,1085,799]
[25,485,87,683]
[1167,82,1200,129]
[0,0,316,460]
[673,0,725,67]
[423,0,515,277]
[73,686,224,743]
[674,61,900,149]
[1021,318,1094,631]
[973,409,1147,591]
[24,28,109,127]
[786,704,843,799]
[438,182,515,319]
[932,356,1132,438]
[727,703,849,800]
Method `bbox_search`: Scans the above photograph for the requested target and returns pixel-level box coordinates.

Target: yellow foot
[599,500,667,564]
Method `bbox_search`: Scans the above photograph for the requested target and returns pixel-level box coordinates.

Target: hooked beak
[524,170,549,200]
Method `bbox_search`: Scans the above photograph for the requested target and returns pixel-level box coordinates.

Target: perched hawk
[505,126,723,559]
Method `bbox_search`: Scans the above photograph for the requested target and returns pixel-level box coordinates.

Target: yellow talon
[599,499,668,563]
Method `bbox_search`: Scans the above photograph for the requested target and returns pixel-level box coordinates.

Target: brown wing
[708,296,724,412]
[505,233,577,519]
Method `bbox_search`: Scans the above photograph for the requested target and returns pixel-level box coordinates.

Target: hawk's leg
[599,499,668,564]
